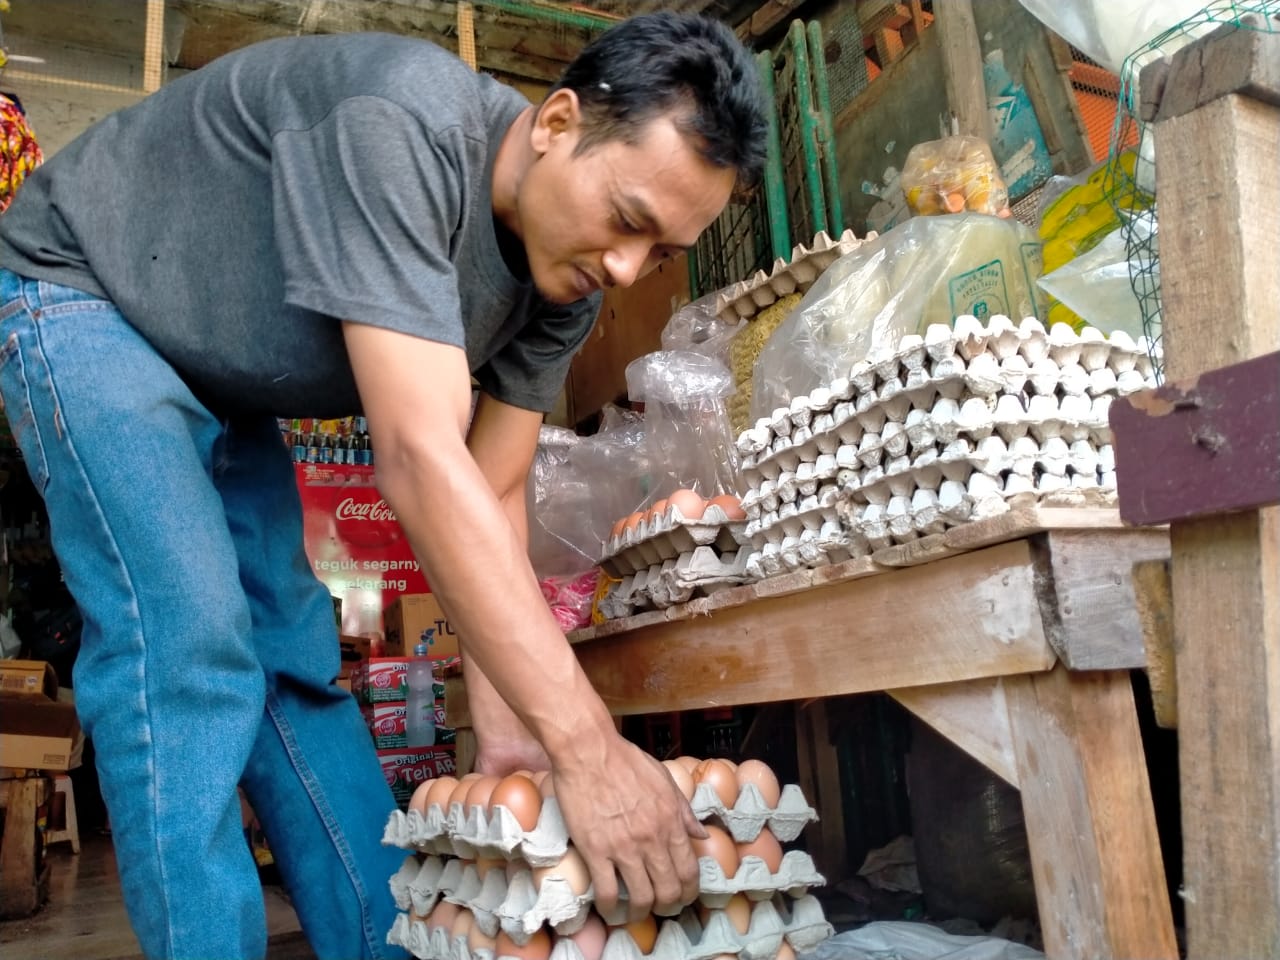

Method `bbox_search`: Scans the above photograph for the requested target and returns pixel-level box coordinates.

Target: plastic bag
[901,136,1010,218]
[751,214,1043,422]
[1037,208,1154,338]
[1015,0,1213,76]
[660,291,744,365]
[805,924,1044,960]
[526,411,650,579]
[625,350,741,499]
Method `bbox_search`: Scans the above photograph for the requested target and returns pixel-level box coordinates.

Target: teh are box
[362,701,408,749]
[354,657,408,704]
[385,593,457,659]
[377,746,456,809]
[0,660,81,771]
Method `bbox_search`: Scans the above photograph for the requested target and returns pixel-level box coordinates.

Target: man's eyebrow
[622,192,698,247]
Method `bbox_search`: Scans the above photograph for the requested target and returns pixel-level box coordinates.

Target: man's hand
[551,733,705,921]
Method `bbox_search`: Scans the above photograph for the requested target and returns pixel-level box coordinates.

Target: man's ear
[530,88,581,155]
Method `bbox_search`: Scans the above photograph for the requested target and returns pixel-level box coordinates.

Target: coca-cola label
[332,491,405,550]
[335,497,397,523]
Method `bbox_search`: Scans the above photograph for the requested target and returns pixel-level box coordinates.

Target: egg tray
[714,228,870,326]
[389,848,824,945]
[385,784,818,866]
[600,504,749,579]
[388,893,833,960]
[598,546,753,620]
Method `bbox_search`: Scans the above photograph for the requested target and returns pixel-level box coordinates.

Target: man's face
[516,102,738,305]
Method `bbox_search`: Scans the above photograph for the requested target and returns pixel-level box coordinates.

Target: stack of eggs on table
[384,757,834,960]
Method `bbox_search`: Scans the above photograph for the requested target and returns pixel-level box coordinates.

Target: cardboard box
[354,657,409,704]
[362,701,408,748]
[384,593,458,660]
[0,660,81,771]
[377,745,457,808]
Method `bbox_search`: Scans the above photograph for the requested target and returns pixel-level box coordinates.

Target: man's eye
[615,210,639,233]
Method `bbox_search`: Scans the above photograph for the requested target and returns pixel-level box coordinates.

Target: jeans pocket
[0,324,52,492]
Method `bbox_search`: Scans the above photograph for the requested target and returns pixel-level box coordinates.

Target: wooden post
[794,700,847,881]
[0,777,52,920]
[1142,27,1280,959]
[932,0,991,141]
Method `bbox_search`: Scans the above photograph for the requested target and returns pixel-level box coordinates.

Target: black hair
[548,12,768,189]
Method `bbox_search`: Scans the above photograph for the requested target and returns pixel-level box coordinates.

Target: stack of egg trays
[597,503,753,617]
[734,317,1158,579]
[387,893,833,960]
[383,785,824,948]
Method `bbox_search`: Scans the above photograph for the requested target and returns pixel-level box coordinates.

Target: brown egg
[776,942,796,960]
[674,756,701,774]
[425,775,459,813]
[693,759,739,808]
[647,499,669,525]
[707,494,746,520]
[468,922,497,952]
[451,908,475,939]
[613,914,658,954]
[661,759,696,801]
[735,829,784,872]
[408,780,434,817]
[697,894,750,935]
[531,846,591,896]
[427,900,459,933]
[734,759,781,808]
[465,775,500,815]
[496,929,552,960]
[610,517,628,540]
[449,774,481,809]
[489,774,542,831]
[691,824,739,878]
[667,488,707,521]
[623,511,644,534]
[565,913,608,960]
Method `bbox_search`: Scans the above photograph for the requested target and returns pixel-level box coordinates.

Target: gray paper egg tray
[598,545,753,620]
[600,503,750,580]
[388,846,824,945]
[714,228,871,325]
[384,784,816,866]
[388,892,833,960]
[733,318,1155,577]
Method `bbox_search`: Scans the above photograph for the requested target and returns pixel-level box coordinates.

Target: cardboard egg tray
[388,892,834,960]
[734,318,1156,577]
[600,503,749,579]
[598,545,753,620]
[385,784,818,866]
[388,845,825,945]
[713,228,872,326]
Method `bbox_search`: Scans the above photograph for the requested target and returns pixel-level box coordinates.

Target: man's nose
[602,243,649,289]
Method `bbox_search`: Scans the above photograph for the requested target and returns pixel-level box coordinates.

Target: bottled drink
[404,635,436,748]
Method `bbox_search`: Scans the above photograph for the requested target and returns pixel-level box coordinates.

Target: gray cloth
[0,32,599,416]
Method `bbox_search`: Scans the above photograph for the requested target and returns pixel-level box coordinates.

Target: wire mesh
[823,3,869,119]
[692,190,772,296]
[1104,0,1280,381]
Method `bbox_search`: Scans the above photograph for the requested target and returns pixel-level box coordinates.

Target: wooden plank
[0,777,51,920]
[1132,559,1177,729]
[564,540,1054,718]
[142,0,165,93]
[1151,31,1280,955]
[794,701,847,879]
[932,0,991,141]
[889,677,1018,787]
[1110,351,1280,525]
[1005,667,1177,960]
[1141,24,1280,123]
[1038,528,1171,670]
[736,0,806,43]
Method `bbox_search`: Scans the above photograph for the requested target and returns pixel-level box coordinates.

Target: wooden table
[445,504,1177,960]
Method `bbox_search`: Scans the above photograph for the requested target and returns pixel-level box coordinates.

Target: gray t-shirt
[0,33,599,416]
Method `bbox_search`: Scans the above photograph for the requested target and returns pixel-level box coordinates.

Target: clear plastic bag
[660,291,744,365]
[901,136,1010,218]
[625,350,741,499]
[751,213,1043,422]
[526,411,650,579]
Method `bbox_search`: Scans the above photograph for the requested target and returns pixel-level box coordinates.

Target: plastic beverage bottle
[404,634,436,748]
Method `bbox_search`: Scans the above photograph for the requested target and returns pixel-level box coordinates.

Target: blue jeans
[0,270,408,960]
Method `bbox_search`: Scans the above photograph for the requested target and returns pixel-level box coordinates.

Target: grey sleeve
[270,96,466,348]
[474,294,601,412]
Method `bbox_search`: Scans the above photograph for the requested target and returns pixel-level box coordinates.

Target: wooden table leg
[1004,666,1176,960]
[794,700,848,881]
[0,776,52,920]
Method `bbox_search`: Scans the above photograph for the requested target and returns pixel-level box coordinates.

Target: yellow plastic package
[901,135,1011,218]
